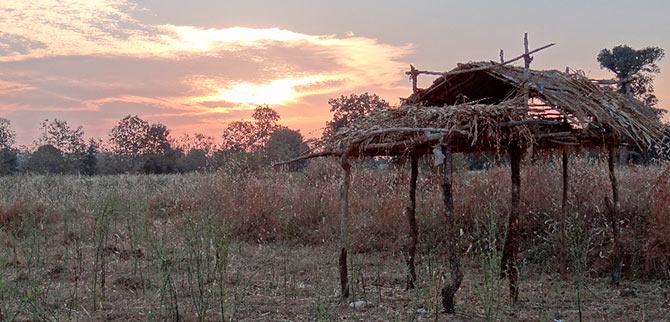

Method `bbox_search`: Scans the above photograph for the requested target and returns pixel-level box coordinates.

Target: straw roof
[322,62,663,157]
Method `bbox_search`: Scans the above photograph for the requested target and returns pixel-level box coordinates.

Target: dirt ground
[217,244,670,321]
[3,238,667,322]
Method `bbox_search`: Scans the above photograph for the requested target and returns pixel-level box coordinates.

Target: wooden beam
[405,155,419,289]
[497,119,562,127]
[440,145,464,314]
[592,75,635,85]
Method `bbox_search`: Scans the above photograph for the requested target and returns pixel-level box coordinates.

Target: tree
[0,148,17,175]
[176,133,216,156]
[34,119,86,155]
[252,106,281,146]
[323,93,390,140]
[33,119,87,173]
[598,45,665,106]
[0,119,18,175]
[264,128,309,171]
[221,105,281,152]
[108,115,178,173]
[82,139,99,176]
[0,118,16,150]
[109,115,151,156]
[25,145,65,174]
[221,121,257,152]
[145,123,172,155]
[177,149,209,172]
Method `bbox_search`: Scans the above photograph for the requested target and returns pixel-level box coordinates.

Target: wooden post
[500,142,521,303]
[440,146,464,313]
[523,33,532,71]
[408,65,419,94]
[405,155,419,289]
[559,149,569,278]
[500,49,504,64]
[339,153,352,298]
[606,146,623,286]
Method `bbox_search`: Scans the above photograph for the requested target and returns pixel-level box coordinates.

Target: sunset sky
[1,0,669,146]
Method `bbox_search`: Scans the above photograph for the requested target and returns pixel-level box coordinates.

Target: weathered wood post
[606,145,623,285]
[407,65,419,94]
[440,145,463,313]
[339,152,352,298]
[502,32,533,302]
[559,148,569,278]
[500,142,522,302]
[405,155,419,289]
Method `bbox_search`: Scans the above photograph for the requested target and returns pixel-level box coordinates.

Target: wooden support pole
[559,149,569,278]
[409,65,419,94]
[500,142,521,303]
[339,153,352,299]
[405,155,419,289]
[500,49,504,63]
[440,146,464,313]
[522,32,533,109]
[523,33,532,70]
[606,146,623,286]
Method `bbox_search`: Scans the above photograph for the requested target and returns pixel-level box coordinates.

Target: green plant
[476,210,504,321]
[181,214,229,321]
[91,195,114,311]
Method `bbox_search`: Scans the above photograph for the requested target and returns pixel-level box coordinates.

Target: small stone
[416,307,428,315]
[349,300,367,309]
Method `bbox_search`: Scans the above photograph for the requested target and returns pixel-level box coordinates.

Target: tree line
[0,93,390,176]
[0,106,312,175]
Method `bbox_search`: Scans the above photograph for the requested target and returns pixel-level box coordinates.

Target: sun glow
[171,26,312,52]
[202,76,332,106]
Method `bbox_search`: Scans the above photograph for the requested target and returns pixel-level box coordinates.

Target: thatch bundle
[327,98,537,155]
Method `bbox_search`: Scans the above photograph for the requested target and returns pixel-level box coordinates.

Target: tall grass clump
[567,214,593,322]
[476,209,504,321]
[180,213,230,321]
[91,194,116,311]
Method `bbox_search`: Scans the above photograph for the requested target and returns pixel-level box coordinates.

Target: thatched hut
[279,35,663,313]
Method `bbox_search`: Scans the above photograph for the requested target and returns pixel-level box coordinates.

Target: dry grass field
[0,156,669,321]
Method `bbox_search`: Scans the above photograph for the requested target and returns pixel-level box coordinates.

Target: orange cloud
[0,0,413,144]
